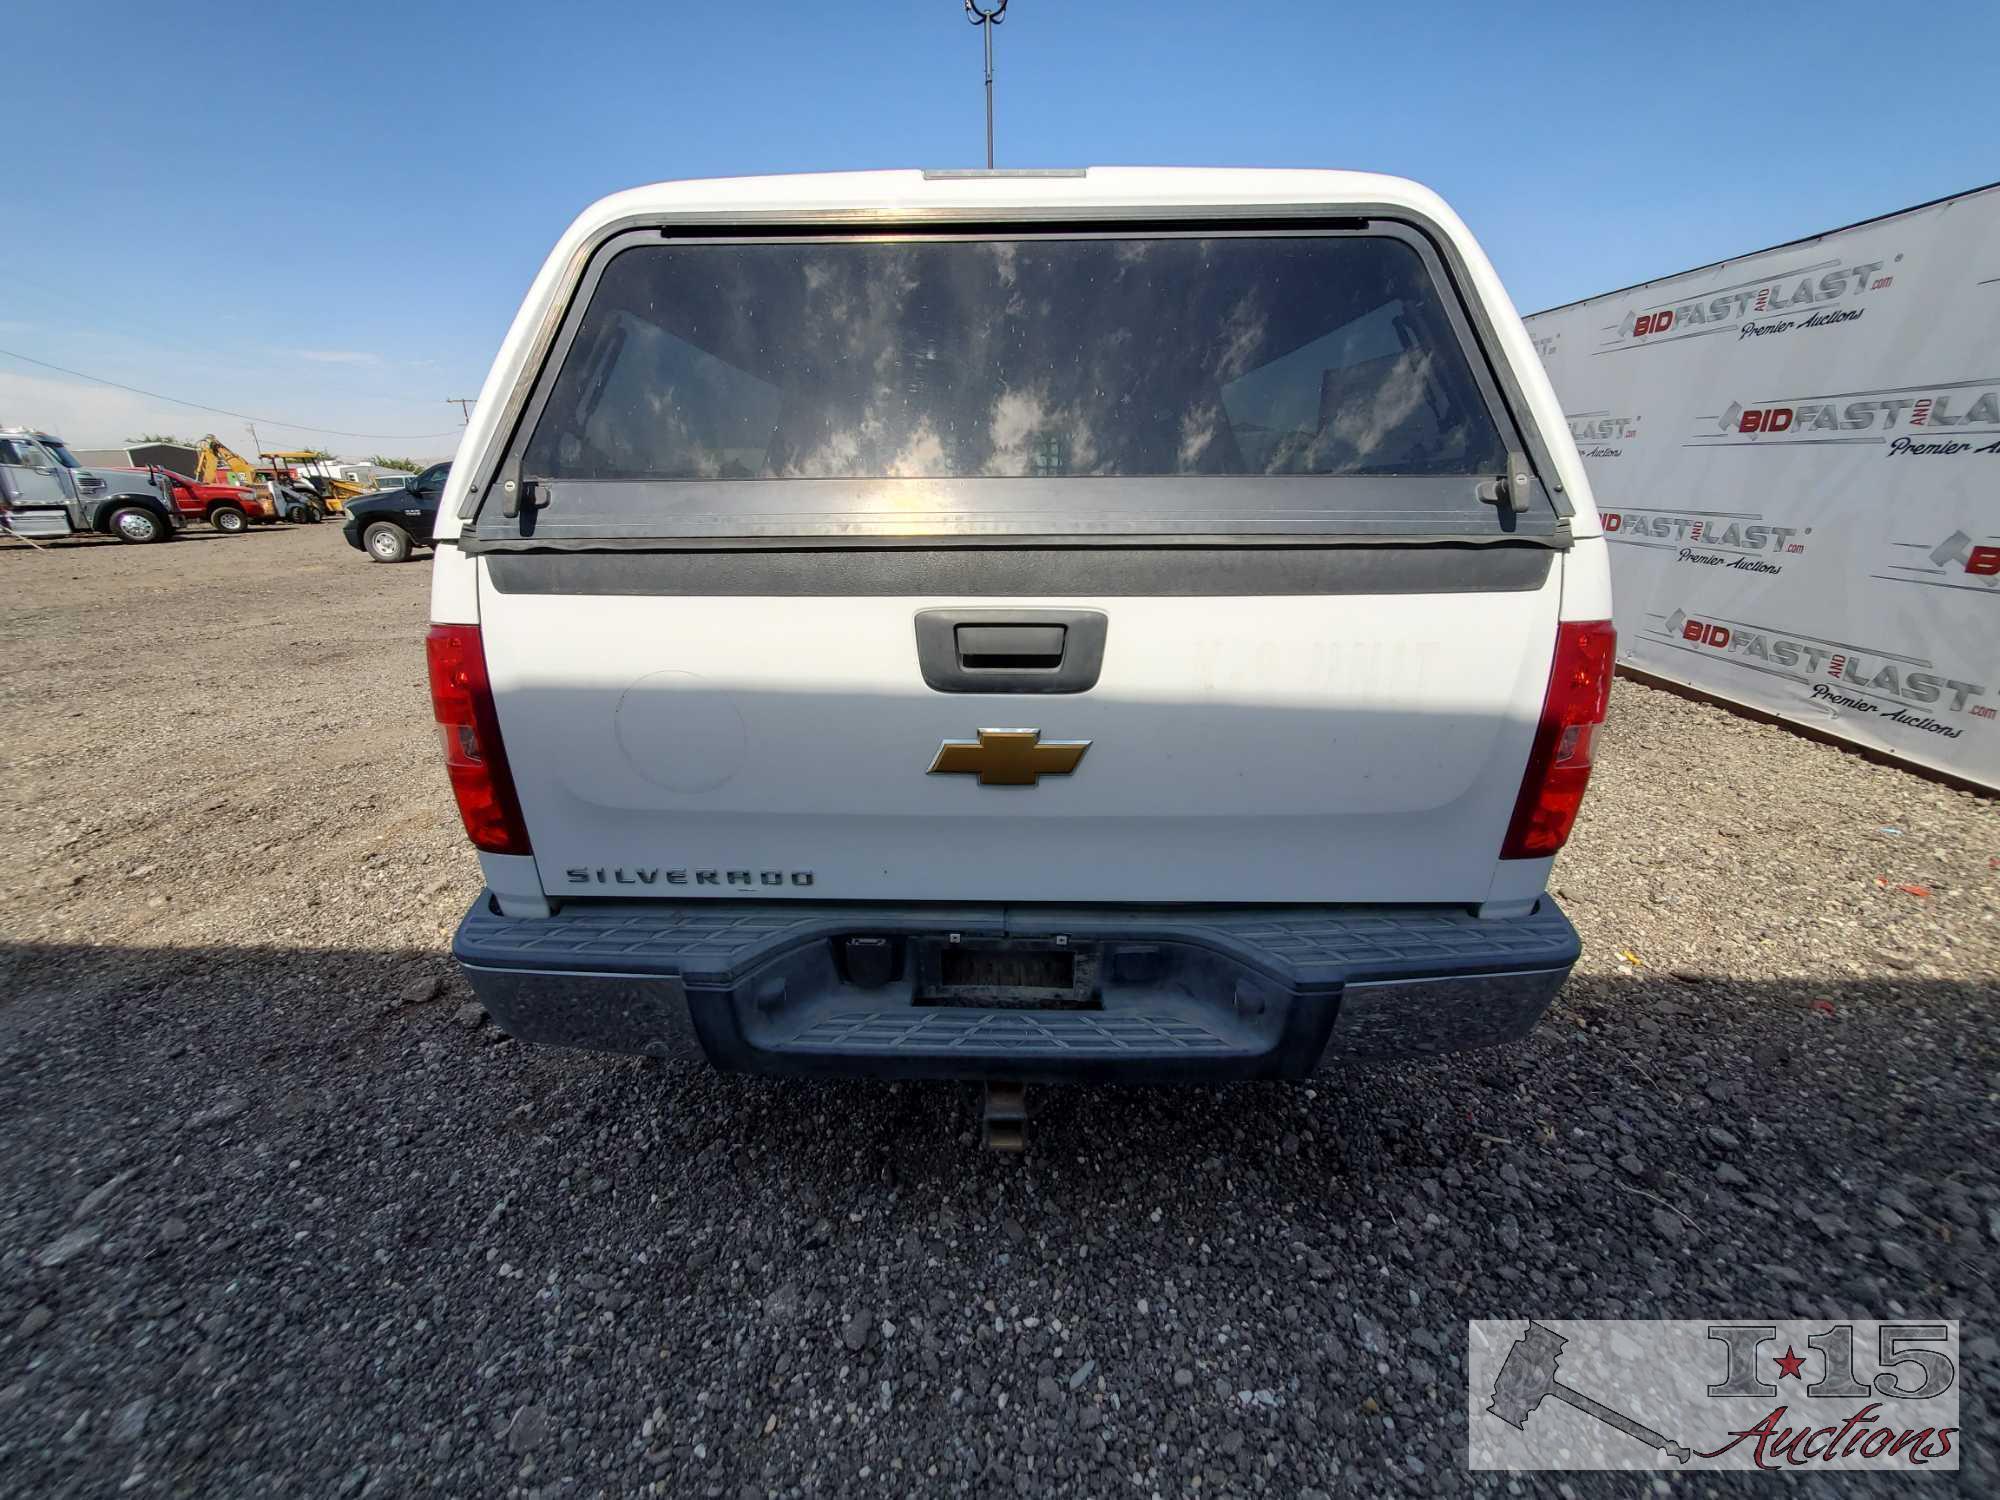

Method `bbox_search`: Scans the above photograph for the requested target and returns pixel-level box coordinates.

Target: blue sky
[8,0,1996,458]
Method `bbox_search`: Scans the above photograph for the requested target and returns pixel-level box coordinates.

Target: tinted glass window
[523,236,1508,484]
[1,439,59,468]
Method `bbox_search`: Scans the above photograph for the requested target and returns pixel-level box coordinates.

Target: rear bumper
[451,895,1579,1083]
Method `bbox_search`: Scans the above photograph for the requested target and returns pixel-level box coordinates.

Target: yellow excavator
[193,435,261,488]
[194,436,327,523]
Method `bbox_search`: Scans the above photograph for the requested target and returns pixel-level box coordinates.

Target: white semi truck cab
[426,169,1614,1094]
[0,428,184,543]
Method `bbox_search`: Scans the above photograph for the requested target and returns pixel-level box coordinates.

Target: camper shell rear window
[477,223,1558,544]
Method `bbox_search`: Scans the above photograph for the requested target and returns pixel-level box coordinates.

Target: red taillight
[1501,619,1615,860]
[425,624,531,855]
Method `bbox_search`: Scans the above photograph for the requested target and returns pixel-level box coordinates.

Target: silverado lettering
[566,868,815,887]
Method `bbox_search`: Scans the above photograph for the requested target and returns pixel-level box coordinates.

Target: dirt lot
[1,525,1995,1497]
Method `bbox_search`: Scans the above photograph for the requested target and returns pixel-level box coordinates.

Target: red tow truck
[157,470,277,533]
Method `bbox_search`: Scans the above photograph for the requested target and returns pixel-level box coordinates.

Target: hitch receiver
[982,1081,1027,1153]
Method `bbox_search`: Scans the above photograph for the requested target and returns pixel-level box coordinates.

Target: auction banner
[1526,184,2000,789]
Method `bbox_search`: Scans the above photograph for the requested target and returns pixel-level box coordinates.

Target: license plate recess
[914,938,1100,1008]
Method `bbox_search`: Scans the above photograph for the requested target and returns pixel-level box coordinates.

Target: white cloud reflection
[527,238,1503,484]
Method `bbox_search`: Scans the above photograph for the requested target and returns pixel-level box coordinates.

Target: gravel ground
[1,525,1995,1498]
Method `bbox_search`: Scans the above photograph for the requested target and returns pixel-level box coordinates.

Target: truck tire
[209,504,248,534]
[108,505,167,544]
[364,521,413,563]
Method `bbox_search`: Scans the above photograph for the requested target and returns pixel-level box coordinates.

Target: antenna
[964,0,1010,169]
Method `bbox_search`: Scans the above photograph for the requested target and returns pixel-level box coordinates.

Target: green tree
[367,455,423,474]
[127,433,193,445]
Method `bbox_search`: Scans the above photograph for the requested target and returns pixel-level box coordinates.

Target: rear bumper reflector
[452,896,1579,1083]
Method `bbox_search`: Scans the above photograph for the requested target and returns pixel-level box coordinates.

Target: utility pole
[964,0,1009,169]
[447,398,476,424]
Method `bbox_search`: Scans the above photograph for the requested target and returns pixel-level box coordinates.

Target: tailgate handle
[955,624,1066,669]
[916,609,1107,694]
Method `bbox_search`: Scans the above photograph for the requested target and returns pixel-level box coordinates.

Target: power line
[0,345,464,441]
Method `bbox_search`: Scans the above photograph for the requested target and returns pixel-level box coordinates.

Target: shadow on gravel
[2,937,1993,1167]
[1,939,1994,1496]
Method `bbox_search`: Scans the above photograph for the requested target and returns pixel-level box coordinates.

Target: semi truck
[0,428,184,543]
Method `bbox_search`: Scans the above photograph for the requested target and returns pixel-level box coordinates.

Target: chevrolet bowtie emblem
[928,728,1091,786]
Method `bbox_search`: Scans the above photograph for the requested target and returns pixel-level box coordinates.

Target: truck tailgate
[477,552,1559,904]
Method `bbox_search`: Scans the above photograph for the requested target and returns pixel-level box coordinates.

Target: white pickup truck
[430,168,1613,1096]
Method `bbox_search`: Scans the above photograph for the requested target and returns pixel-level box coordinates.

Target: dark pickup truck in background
[341,462,449,562]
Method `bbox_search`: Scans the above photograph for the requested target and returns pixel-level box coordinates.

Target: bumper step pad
[454,896,1580,1082]
[456,898,1578,989]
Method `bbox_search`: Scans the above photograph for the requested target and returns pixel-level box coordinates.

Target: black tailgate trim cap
[479,543,1554,597]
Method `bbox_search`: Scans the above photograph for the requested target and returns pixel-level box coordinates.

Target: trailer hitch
[982,1080,1027,1153]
